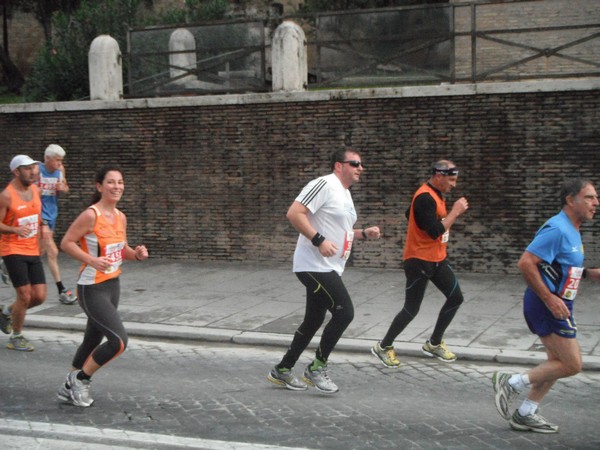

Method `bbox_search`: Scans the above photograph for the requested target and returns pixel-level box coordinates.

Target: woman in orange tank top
[56,166,148,407]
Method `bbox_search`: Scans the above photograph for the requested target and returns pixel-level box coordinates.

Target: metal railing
[125,0,600,96]
[127,19,267,97]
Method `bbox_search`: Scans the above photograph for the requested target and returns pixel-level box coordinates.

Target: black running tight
[278,271,354,370]
[381,258,463,348]
[72,277,128,369]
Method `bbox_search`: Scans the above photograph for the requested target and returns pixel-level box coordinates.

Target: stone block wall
[1,81,599,274]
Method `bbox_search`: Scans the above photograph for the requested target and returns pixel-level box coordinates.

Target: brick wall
[1,82,599,274]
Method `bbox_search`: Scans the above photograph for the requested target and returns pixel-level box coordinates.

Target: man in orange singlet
[372,160,469,367]
[0,155,47,352]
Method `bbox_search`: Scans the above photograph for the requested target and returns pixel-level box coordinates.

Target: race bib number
[441,230,449,243]
[39,176,58,197]
[440,218,449,243]
[103,242,125,274]
[341,231,354,261]
[17,214,39,239]
[560,266,583,301]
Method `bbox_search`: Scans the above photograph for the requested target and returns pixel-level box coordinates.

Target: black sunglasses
[342,160,364,168]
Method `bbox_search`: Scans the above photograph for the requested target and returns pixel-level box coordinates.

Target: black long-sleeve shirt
[405,183,446,240]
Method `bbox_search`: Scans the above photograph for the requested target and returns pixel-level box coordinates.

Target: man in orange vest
[0,155,47,351]
[372,160,468,367]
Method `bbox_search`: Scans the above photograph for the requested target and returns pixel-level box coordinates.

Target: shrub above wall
[1,80,599,274]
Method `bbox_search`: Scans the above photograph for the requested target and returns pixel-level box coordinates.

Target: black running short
[2,254,46,288]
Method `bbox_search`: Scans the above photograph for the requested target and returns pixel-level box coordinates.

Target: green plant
[23,0,142,101]
[22,0,232,101]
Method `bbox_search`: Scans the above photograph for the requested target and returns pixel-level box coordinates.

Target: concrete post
[169,28,198,84]
[89,35,123,101]
[271,21,307,92]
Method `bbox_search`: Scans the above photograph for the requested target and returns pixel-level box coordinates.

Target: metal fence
[125,0,600,96]
[127,19,266,97]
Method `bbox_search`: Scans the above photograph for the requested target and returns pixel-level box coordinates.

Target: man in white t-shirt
[267,148,381,394]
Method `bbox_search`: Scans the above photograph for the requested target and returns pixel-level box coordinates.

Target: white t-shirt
[292,173,357,276]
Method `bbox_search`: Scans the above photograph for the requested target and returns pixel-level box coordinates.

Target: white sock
[2,305,10,315]
[518,399,539,417]
[508,374,530,391]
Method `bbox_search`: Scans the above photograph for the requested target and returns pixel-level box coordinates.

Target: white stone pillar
[88,35,123,101]
[169,28,198,84]
[271,21,307,92]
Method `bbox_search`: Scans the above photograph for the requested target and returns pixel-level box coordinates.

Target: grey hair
[44,144,66,159]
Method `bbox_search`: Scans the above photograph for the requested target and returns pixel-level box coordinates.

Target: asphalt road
[1,329,599,449]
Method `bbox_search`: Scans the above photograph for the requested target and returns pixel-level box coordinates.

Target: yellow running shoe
[371,341,401,368]
[422,340,456,362]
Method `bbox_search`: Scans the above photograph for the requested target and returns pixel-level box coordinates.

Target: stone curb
[26,315,600,371]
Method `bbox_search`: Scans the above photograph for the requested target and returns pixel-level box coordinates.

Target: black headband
[433,167,459,176]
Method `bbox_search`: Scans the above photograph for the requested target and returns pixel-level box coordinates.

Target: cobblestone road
[1,330,599,449]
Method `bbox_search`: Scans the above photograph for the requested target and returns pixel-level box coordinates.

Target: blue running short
[523,288,576,338]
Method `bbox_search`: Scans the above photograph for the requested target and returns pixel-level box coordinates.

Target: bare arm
[354,226,381,240]
[0,188,30,237]
[442,197,469,231]
[286,201,337,257]
[584,268,600,282]
[517,250,571,319]
[60,209,113,272]
[57,166,69,194]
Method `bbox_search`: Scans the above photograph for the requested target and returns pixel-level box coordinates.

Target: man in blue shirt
[39,144,77,305]
[492,179,600,433]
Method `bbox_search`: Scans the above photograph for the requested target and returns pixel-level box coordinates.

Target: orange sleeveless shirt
[77,205,126,285]
[0,183,42,257]
[403,183,448,262]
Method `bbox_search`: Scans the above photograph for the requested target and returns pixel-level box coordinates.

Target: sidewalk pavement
[2,256,599,370]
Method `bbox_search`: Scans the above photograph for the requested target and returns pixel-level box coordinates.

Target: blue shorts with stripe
[523,288,577,338]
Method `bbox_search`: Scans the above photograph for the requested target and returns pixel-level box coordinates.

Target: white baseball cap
[10,155,39,171]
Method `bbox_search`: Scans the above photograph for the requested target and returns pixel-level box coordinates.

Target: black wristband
[311,232,325,247]
[582,268,588,279]
[362,229,367,239]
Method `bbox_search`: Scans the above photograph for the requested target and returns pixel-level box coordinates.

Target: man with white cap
[0,155,47,351]
[39,144,77,305]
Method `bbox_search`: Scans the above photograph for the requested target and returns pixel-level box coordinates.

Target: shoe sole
[68,390,94,407]
[370,347,401,368]
[66,398,94,407]
[421,348,456,362]
[492,373,512,420]
[72,400,94,407]
[59,299,78,305]
[6,344,34,352]
[509,420,559,434]
[302,376,339,394]
[267,373,307,391]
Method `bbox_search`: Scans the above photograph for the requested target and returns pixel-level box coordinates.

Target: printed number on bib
[560,267,583,301]
[17,214,39,239]
[441,230,449,244]
[104,242,125,274]
[341,231,354,261]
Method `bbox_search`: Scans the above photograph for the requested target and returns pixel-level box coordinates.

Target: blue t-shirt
[526,210,584,301]
[38,163,62,224]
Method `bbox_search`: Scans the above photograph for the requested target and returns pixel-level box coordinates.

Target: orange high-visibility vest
[403,183,447,262]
